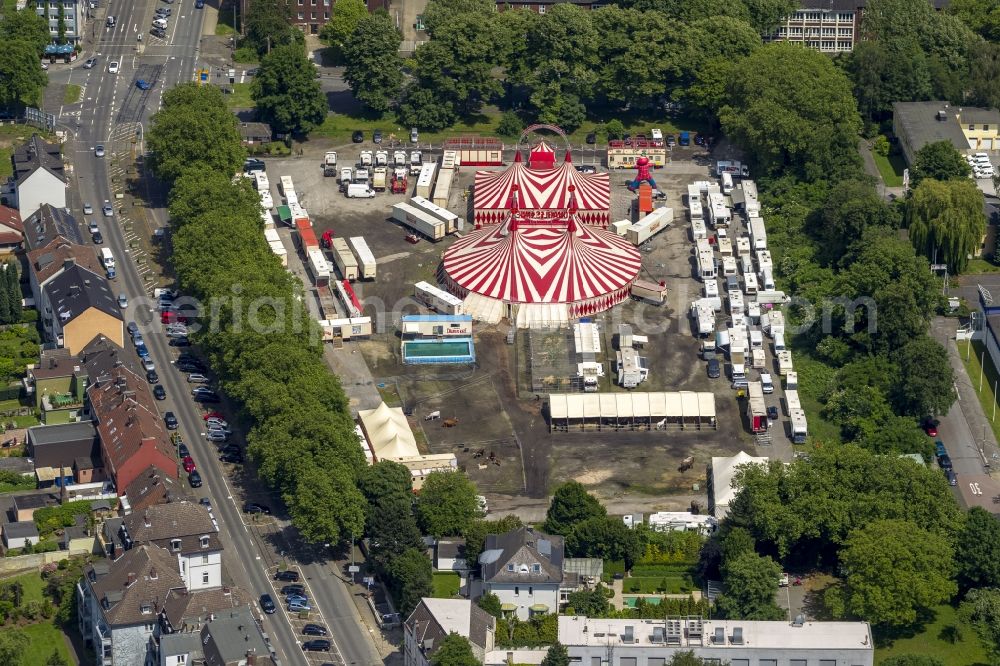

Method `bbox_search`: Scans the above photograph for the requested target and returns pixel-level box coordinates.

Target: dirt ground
[264,145,752,501]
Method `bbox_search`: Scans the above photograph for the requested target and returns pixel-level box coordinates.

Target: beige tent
[357,402,420,461]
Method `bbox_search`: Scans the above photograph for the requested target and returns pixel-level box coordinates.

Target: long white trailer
[414,281,464,315]
[432,169,454,209]
[691,217,707,240]
[279,175,294,197]
[790,409,808,443]
[410,195,461,232]
[749,216,768,251]
[307,248,331,286]
[392,202,448,241]
[348,236,377,280]
[416,162,437,199]
[689,199,703,221]
[697,250,716,281]
[691,301,716,337]
[627,207,673,245]
[707,192,731,227]
[330,237,359,281]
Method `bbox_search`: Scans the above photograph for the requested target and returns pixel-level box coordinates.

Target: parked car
[203,411,224,421]
[946,469,957,486]
[169,337,190,347]
[935,440,947,458]
[373,129,382,144]
[289,601,313,613]
[192,389,220,403]
[575,165,597,174]
[939,454,953,471]
[142,358,155,372]
[164,412,178,430]
[275,570,300,582]
[410,128,419,143]
[127,321,139,337]
[178,443,190,458]
[260,594,275,614]
[182,456,196,473]
[93,231,104,244]
[188,470,202,487]
[155,7,171,15]
[199,497,211,509]
[153,384,166,400]
[286,594,308,605]
[302,640,329,652]
[146,369,159,384]
[244,502,271,515]
[921,418,939,437]
[585,132,597,145]
[244,158,265,172]
[206,418,229,429]
[205,431,228,443]
[207,425,232,436]
[187,373,210,383]
[281,584,305,596]
[84,203,94,216]
[707,358,720,379]
[220,451,243,464]
[767,405,779,421]
[351,130,364,143]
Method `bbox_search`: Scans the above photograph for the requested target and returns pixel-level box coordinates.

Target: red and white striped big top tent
[442,191,641,328]
[473,147,611,228]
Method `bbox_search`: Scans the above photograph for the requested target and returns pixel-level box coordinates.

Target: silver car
[187,373,210,384]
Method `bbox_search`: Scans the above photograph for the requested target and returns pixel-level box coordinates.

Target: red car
[922,418,939,437]
[203,412,223,421]
[182,456,196,473]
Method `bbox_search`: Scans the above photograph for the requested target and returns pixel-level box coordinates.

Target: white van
[760,372,774,394]
[761,267,775,291]
[773,331,786,352]
[346,183,375,199]
[101,248,115,269]
[744,272,758,296]
[721,172,734,195]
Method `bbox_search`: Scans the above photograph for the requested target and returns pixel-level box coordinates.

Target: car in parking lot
[194,392,221,404]
[243,158,265,173]
[178,443,190,458]
[150,27,166,38]
[164,411,178,430]
[666,133,676,147]
[142,358,156,372]
[302,639,329,651]
[199,497,211,508]
[153,384,166,400]
[188,373,210,384]
[102,201,113,217]
[182,456,196,473]
[707,358,720,378]
[410,127,419,143]
[179,357,206,371]
[155,7,171,15]
[170,337,190,347]
[946,469,957,486]
[95,144,105,157]
[303,623,328,636]
[166,327,189,338]
[935,440,947,457]
[136,343,149,358]
[220,450,243,464]
[207,418,229,429]
[260,594,275,614]
[285,594,308,605]
[203,411,223,421]
[352,130,364,143]
[188,470,202,487]
[921,418,939,437]
[127,321,139,337]
[84,203,94,215]
[132,332,144,348]
[281,584,305,596]
[767,405,779,421]
[275,569,300,582]
[207,424,232,435]
[938,454,953,470]
[205,431,228,443]
[244,502,271,515]
[289,600,313,613]
[373,129,382,144]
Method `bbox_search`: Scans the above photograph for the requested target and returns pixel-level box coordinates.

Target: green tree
[388,547,433,616]
[720,526,757,565]
[718,42,862,180]
[496,111,523,138]
[478,591,502,618]
[318,0,369,64]
[603,119,625,140]
[430,633,479,666]
[0,8,50,56]
[818,179,898,265]
[956,507,1000,589]
[541,642,571,666]
[892,335,956,417]
[367,492,424,574]
[959,587,1000,662]
[967,42,1000,110]
[565,586,611,616]
[565,516,644,568]
[717,551,784,620]
[243,0,300,55]
[826,519,956,628]
[285,463,365,546]
[543,481,606,537]
[669,652,712,666]
[0,40,48,108]
[6,262,21,324]
[416,470,480,538]
[45,649,67,666]
[422,0,495,35]
[148,83,246,186]
[0,628,28,666]
[56,3,66,44]
[252,44,328,135]
[950,0,1000,39]
[911,140,972,186]
[743,0,798,32]
[0,265,10,326]
[907,178,986,274]
[845,40,931,122]
[360,460,414,505]
[342,14,403,113]
[463,515,523,563]
[880,657,945,666]
[397,85,456,133]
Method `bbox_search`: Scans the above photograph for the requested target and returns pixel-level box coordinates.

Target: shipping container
[442,150,458,170]
[637,182,653,217]
[392,202,448,241]
[414,281,464,315]
[432,169,454,209]
[307,248,331,286]
[410,196,461,233]
[348,236,377,280]
[631,279,667,304]
[416,162,437,198]
[330,237,358,281]
[627,206,673,245]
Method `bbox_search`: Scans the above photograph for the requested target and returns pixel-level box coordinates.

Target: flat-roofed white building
[558,616,874,666]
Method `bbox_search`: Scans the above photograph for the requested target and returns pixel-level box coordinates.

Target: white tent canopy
[710,450,769,520]
[357,402,420,460]
[548,392,717,430]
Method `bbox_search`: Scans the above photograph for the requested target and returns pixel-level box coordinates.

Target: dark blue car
[136,79,151,90]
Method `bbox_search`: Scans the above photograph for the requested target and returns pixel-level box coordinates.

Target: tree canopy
[911,140,973,186]
[543,481,607,536]
[956,507,1000,589]
[0,40,47,109]
[319,0,369,63]
[342,14,403,113]
[717,551,784,620]
[906,177,986,274]
[416,471,480,538]
[388,547,434,616]
[960,587,1000,663]
[0,9,49,56]
[430,633,479,666]
[252,44,328,135]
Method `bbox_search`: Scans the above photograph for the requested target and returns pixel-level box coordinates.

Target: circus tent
[473,150,611,227]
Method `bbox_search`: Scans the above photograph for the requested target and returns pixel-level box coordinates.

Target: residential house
[25,421,103,486]
[558,616,874,666]
[28,247,105,346]
[2,520,40,550]
[120,502,222,591]
[478,526,564,620]
[436,538,469,572]
[9,491,59,521]
[0,204,24,254]
[34,0,88,45]
[893,101,1000,165]
[160,605,273,666]
[61,514,98,555]
[11,137,67,219]
[158,586,249,635]
[25,348,89,423]
[80,334,145,385]
[77,544,185,666]
[404,598,496,666]
[238,122,272,146]
[123,467,184,515]
[42,263,123,354]
[22,202,81,252]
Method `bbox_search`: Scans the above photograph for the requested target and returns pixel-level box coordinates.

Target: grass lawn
[872,151,906,187]
[959,339,1000,446]
[1,571,46,604]
[215,3,239,36]
[432,572,460,598]
[63,84,81,105]
[227,82,255,110]
[785,346,842,446]
[0,147,11,179]
[964,258,1000,274]
[624,576,695,594]
[20,622,74,666]
[875,603,989,666]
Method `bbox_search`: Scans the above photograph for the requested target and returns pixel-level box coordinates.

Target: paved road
[61,1,308,664]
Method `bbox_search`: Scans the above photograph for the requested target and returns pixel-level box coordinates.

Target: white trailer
[279,175,295,197]
[323,151,338,176]
[616,347,650,388]
[703,280,722,311]
[432,169,454,209]
[729,289,745,316]
[307,247,331,286]
[630,279,668,304]
[442,150,458,170]
[777,350,794,376]
[374,150,389,167]
[785,388,801,413]
[749,216,768,251]
[785,371,798,390]
[736,236,752,259]
[611,220,631,236]
[627,207,673,245]
[410,196,461,232]
[707,192,731,227]
[698,248,716,281]
[763,310,785,337]
[409,151,423,175]
[790,409,808,443]
[760,266,775,291]
[722,256,738,277]
[392,202,448,241]
[264,227,281,244]
[348,236,377,280]
[689,199,703,221]
[330,237,359,281]
[393,150,407,168]
[414,281,464,315]
[691,217,707,240]
[757,290,789,305]
[744,272,758,296]
[751,348,766,369]
[756,248,773,272]
[253,171,269,192]
[691,301,716,337]
[717,236,733,257]
[359,150,373,167]
[416,162,437,198]
[269,240,287,266]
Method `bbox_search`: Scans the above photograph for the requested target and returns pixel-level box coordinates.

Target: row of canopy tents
[547,392,717,431]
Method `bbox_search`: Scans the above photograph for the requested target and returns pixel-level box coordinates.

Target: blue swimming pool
[402,337,476,364]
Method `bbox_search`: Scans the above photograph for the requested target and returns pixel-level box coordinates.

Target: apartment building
[767,0,859,53]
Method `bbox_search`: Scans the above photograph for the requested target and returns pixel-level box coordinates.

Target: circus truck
[348,236,377,280]
[392,201,449,241]
[607,136,667,169]
[330,237,359,281]
[630,279,667,305]
[414,281,464,315]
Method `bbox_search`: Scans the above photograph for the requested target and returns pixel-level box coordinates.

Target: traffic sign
[348,565,360,573]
